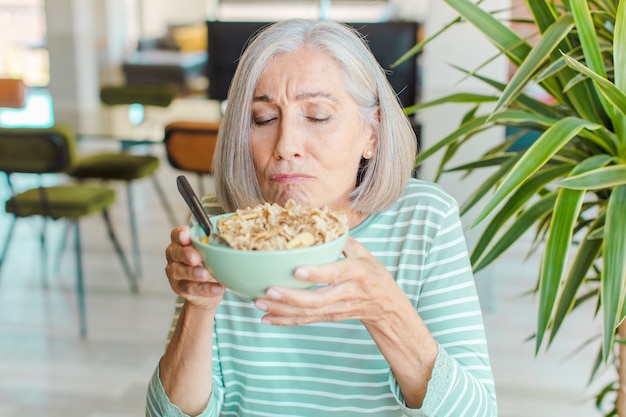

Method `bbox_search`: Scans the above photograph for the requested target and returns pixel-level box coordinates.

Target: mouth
[269,173,314,183]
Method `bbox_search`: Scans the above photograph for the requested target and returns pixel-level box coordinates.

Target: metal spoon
[176,175,216,239]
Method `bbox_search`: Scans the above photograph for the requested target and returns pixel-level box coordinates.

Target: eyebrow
[252,92,339,103]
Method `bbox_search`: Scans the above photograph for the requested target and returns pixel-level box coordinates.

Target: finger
[288,237,361,285]
[176,280,225,299]
[166,261,213,283]
[256,284,356,325]
[171,225,192,245]
[293,260,343,285]
[341,236,369,258]
[293,254,371,286]
[166,240,204,267]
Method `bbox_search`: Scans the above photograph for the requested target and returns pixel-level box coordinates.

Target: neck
[347,210,368,229]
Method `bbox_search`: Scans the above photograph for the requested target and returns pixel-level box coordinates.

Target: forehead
[255,48,346,94]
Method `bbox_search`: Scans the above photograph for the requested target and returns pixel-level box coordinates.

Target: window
[0,0,48,86]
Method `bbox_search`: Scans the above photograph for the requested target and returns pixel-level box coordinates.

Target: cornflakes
[215,200,348,250]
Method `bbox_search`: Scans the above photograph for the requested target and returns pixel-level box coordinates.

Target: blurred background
[0,0,615,416]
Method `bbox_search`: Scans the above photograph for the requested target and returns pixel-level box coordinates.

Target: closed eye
[253,117,277,126]
[307,116,330,123]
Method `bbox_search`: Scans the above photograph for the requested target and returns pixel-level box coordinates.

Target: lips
[269,173,314,183]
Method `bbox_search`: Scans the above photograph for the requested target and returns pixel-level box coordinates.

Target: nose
[273,116,303,160]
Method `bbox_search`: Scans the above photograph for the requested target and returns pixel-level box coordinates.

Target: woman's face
[249,47,376,213]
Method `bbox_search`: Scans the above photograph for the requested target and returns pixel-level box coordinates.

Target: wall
[420,0,508,199]
[43,0,509,178]
[419,0,510,304]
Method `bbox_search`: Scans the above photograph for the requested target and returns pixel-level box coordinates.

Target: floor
[0,140,617,417]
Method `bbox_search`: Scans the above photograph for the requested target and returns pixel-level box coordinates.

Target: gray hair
[214,18,416,213]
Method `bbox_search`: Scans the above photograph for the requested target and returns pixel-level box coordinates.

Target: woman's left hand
[254,236,402,326]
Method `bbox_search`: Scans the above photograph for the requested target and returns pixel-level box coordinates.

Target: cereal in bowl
[216,200,348,251]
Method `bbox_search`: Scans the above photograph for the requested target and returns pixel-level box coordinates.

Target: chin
[266,190,312,208]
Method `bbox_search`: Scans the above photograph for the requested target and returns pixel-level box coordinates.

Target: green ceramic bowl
[190,214,348,300]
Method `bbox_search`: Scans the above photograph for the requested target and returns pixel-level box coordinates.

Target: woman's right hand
[165,225,225,309]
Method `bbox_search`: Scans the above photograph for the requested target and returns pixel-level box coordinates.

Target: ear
[362,106,379,158]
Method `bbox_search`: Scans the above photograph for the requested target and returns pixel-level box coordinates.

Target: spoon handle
[176,175,214,237]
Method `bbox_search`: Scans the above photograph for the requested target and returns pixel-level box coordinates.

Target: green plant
[395,0,626,414]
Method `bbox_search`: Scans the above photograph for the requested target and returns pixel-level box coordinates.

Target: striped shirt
[146,178,498,416]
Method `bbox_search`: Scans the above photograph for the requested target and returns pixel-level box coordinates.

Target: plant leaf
[602,184,626,361]
[562,53,626,139]
[449,64,562,118]
[470,117,601,228]
[612,0,626,149]
[473,192,558,272]
[470,163,572,266]
[404,93,498,116]
[570,0,607,78]
[492,13,574,114]
[614,0,626,93]
[549,217,604,346]
[536,154,602,351]
[457,156,518,216]
[560,165,626,190]
[442,0,530,65]
[414,115,490,167]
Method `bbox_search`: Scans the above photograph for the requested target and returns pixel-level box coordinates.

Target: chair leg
[150,174,178,227]
[73,221,87,338]
[39,217,49,288]
[101,209,139,294]
[125,181,143,278]
[54,220,71,274]
[0,216,17,281]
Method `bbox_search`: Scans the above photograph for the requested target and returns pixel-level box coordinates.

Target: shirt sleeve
[145,361,225,417]
[145,297,227,416]
[387,196,498,416]
[145,190,227,417]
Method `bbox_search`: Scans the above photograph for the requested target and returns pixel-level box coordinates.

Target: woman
[147,19,498,416]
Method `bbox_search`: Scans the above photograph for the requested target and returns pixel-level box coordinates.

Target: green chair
[0,125,138,337]
[68,84,178,278]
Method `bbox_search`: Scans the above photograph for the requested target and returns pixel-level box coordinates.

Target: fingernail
[190,253,201,264]
[194,267,207,279]
[266,288,282,300]
[255,300,268,311]
[294,268,309,280]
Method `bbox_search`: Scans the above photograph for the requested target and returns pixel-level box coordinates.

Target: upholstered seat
[68,84,178,277]
[164,120,219,195]
[70,153,160,180]
[0,125,137,337]
[6,185,115,218]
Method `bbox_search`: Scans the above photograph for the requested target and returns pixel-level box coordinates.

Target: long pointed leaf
[612,0,626,150]
[471,117,600,228]
[570,0,616,131]
[562,53,626,139]
[442,0,530,65]
[470,163,572,265]
[404,93,498,116]
[549,218,604,346]
[493,13,574,114]
[449,64,562,118]
[560,165,626,190]
[614,0,626,93]
[602,184,626,361]
[523,0,559,34]
[536,187,585,352]
[473,192,557,272]
[414,115,490,166]
[458,157,518,216]
[570,0,607,78]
